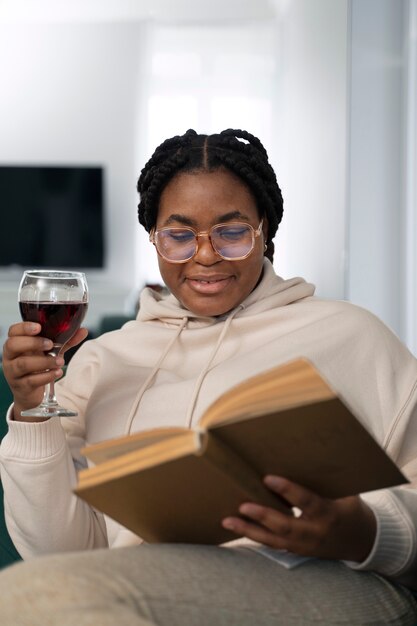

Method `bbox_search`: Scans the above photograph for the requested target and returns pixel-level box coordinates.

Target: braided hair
[137,129,283,262]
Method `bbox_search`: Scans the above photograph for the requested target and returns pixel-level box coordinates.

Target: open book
[75,358,406,544]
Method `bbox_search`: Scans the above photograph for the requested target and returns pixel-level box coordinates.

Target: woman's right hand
[2,322,88,422]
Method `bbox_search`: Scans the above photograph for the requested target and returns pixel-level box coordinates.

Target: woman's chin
[178,292,237,318]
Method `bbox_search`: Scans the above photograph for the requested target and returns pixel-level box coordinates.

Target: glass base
[20,404,78,419]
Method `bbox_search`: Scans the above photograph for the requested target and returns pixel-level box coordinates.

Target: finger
[222,516,289,550]
[8,322,41,337]
[3,336,54,360]
[11,354,64,380]
[238,502,296,538]
[14,368,65,394]
[264,476,325,518]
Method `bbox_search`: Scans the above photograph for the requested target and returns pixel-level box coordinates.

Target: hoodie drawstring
[184,305,244,428]
[124,305,244,435]
[124,316,188,435]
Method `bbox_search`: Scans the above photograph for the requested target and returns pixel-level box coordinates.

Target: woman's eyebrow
[217,211,251,222]
[163,210,251,227]
[163,214,195,227]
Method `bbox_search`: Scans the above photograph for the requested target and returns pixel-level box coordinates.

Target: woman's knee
[0,551,152,626]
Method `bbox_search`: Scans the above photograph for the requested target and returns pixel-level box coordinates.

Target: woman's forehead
[157,169,259,226]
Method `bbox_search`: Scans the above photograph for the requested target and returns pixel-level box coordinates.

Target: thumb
[62,327,89,353]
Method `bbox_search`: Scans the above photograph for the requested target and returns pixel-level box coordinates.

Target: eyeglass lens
[155,223,255,261]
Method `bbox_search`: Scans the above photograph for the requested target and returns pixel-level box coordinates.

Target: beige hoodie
[1,260,417,587]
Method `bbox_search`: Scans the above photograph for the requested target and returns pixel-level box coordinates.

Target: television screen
[0,165,105,269]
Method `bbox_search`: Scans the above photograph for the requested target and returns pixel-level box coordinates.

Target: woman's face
[155,169,267,317]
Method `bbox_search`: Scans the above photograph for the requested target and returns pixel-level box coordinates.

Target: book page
[200,358,335,429]
[243,545,313,569]
[78,430,201,486]
[82,426,188,464]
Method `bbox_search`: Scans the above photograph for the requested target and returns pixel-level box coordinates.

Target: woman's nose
[193,233,220,264]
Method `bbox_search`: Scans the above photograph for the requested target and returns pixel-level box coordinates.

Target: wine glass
[18,270,89,418]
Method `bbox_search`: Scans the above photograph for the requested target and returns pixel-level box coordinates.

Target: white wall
[274,0,416,351]
[347,0,405,335]
[0,22,146,337]
[272,0,349,300]
[403,0,417,354]
[347,0,417,353]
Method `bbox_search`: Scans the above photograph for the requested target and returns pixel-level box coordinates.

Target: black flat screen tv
[0,165,105,269]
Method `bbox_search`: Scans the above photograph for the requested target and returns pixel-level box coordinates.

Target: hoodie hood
[137,258,315,327]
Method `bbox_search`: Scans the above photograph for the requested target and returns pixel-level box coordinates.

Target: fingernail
[264,476,285,489]
[56,357,65,366]
[43,340,53,350]
[222,519,235,530]
[29,323,40,333]
[54,369,63,378]
[239,503,260,516]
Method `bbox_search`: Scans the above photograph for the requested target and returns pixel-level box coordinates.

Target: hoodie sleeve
[0,344,108,559]
[339,335,417,587]
[344,486,417,587]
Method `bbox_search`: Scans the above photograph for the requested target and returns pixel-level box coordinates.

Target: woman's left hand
[222,476,377,563]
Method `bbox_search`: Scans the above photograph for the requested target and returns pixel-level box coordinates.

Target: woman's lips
[186,275,234,294]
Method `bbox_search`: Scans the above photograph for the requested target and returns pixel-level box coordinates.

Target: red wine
[19,301,88,347]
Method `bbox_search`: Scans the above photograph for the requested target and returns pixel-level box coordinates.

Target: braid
[138,152,189,231]
[220,128,269,159]
[137,128,283,261]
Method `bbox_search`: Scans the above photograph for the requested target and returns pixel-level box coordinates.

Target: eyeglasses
[150,219,263,263]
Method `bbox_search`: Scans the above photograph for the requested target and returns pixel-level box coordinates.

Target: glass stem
[44,381,59,407]
[41,348,60,409]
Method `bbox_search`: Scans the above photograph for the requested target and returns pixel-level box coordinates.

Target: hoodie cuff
[1,405,66,460]
[343,491,415,577]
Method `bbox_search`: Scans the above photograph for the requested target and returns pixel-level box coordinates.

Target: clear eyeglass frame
[150,219,264,263]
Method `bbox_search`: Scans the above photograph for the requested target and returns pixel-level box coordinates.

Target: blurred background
[0,0,416,353]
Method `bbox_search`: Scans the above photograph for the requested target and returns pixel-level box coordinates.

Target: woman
[1,129,417,625]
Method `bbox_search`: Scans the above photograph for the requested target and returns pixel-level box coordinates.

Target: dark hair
[137,128,283,262]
